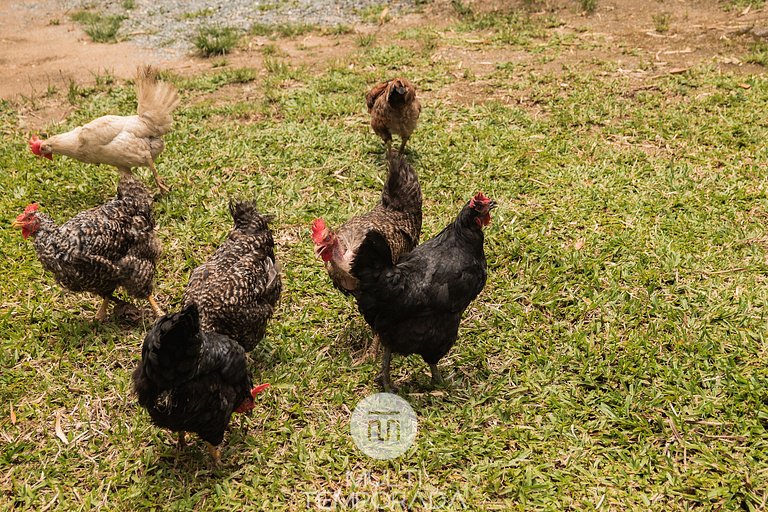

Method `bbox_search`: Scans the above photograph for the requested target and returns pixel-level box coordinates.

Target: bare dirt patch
[3,0,768,117]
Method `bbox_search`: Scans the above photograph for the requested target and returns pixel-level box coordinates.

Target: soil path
[2,1,767,104]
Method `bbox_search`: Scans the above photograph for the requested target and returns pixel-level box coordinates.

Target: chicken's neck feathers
[47,129,84,157]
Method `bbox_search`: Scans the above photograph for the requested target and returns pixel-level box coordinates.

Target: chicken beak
[395,86,406,95]
[11,219,22,228]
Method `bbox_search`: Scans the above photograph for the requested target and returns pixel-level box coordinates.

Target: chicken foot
[205,442,222,466]
[148,295,165,317]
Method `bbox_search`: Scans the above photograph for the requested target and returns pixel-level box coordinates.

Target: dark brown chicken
[12,175,163,321]
[133,304,269,465]
[311,150,422,295]
[28,65,179,193]
[351,193,495,392]
[183,201,281,352]
[366,77,421,152]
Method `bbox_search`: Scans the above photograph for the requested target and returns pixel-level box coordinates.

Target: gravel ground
[64,0,416,56]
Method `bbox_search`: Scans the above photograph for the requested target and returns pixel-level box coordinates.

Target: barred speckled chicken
[12,174,163,321]
[311,150,422,295]
[366,77,421,152]
[133,304,268,465]
[183,201,281,352]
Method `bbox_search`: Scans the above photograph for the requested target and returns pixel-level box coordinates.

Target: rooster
[351,192,496,392]
[366,77,421,152]
[132,304,269,465]
[28,65,179,193]
[183,201,282,352]
[311,150,422,295]
[12,175,163,321]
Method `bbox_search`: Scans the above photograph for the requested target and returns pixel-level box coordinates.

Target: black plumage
[132,304,254,464]
[351,193,495,391]
[183,201,281,352]
[13,174,163,320]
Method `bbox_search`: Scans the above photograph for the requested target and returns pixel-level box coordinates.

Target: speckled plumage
[132,304,252,449]
[315,150,422,294]
[22,174,160,307]
[183,201,281,352]
[366,77,421,151]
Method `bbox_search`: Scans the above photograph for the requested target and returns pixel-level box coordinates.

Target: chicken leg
[376,346,395,393]
[177,431,186,449]
[148,295,165,317]
[94,297,110,321]
[429,363,444,387]
[147,159,170,194]
[205,442,222,466]
[399,136,408,154]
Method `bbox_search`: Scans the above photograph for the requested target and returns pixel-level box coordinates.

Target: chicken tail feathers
[135,65,180,135]
[381,149,422,214]
[137,304,203,390]
[229,199,275,231]
[351,230,394,285]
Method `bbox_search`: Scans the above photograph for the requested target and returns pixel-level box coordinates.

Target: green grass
[745,42,768,66]
[250,22,318,39]
[70,10,126,43]
[653,12,672,34]
[177,8,216,20]
[194,26,241,57]
[581,0,597,14]
[2,11,768,511]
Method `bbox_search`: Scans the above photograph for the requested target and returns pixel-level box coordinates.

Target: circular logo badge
[350,393,418,460]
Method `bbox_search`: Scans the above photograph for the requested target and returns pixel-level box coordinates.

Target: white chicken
[29,65,179,193]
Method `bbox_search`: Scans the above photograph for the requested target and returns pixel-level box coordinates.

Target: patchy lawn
[2,1,768,509]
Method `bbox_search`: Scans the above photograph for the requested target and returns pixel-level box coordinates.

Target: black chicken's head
[234,383,270,414]
[468,192,496,228]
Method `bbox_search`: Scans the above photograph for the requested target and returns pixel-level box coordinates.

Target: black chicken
[183,201,281,352]
[351,192,496,392]
[132,304,268,465]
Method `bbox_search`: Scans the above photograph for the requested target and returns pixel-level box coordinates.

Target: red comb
[469,192,491,209]
[311,218,327,244]
[28,136,52,159]
[28,136,41,154]
[24,203,40,214]
[251,383,270,396]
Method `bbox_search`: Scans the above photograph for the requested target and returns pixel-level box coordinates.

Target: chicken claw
[148,295,165,318]
[205,442,222,466]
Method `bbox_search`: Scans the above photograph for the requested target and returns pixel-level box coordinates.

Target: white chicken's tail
[135,65,180,136]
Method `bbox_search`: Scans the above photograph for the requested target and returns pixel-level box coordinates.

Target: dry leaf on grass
[55,410,69,445]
